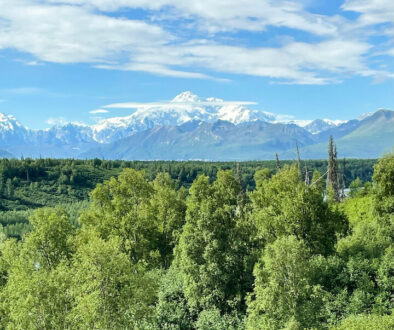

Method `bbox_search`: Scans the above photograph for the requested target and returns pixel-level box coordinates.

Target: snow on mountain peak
[0,93,360,146]
[91,91,271,142]
[96,91,354,142]
[171,91,200,103]
[302,118,348,134]
[0,112,24,131]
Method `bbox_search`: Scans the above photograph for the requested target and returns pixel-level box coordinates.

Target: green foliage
[26,207,75,269]
[250,164,347,255]
[195,309,245,330]
[173,170,255,321]
[80,169,156,265]
[68,231,158,328]
[80,169,185,268]
[0,157,376,238]
[155,266,196,329]
[372,154,394,215]
[349,177,363,197]
[247,236,325,329]
[0,260,72,329]
[341,195,374,225]
[0,208,75,328]
[149,173,187,268]
[0,155,392,329]
[333,313,394,329]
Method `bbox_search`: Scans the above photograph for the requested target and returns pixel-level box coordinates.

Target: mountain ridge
[0,92,392,159]
[82,110,394,160]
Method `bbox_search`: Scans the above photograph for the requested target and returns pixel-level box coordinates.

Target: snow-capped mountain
[91,91,278,143]
[41,123,95,145]
[302,119,348,135]
[0,92,391,159]
[83,109,394,161]
[0,113,30,143]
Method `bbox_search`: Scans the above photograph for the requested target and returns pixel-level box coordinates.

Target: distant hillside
[83,110,393,160]
[301,110,394,159]
[82,120,317,160]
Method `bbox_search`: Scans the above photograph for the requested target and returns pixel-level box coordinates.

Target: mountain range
[0,92,392,160]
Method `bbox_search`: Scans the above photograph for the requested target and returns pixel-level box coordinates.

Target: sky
[0,0,393,129]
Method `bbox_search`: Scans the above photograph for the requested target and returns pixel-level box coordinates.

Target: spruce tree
[275,153,280,172]
[327,136,340,202]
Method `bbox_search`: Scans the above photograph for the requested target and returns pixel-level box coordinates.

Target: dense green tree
[0,259,72,328]
[349,177,363,197]
[26,207,74,269]
[6,179,13,198]
[148,173,186,268]
[333,313,394,329]
[80,169,185,269]
[68,231,158,328]
[174,171,255,319]
[155,266,196,329]
[79,169,156,266]
[253,168,272,188]
[0,208,75,328]
[247,236,325,329]
[372,154,394,216]
[250,164,347,255]
[0,155,391,329]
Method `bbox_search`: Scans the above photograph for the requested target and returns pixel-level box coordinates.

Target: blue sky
[0,0,393,129]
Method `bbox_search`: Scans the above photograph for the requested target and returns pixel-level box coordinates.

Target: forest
[0,157,376,239]
[0,148,393,329]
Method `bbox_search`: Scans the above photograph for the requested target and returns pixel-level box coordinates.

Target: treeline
[0,157,376,208]
[0,153,393,328]
[0,157,376,239]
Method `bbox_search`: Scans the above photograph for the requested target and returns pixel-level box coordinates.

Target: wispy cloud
[0,87,44,95]
[46,0,343,36]
[0,86,69,98]
[0,0,392,84]
[104,100,258,109]
[89,109,109,114]
[14,59,44,66]
[0,0,170,64]
[342,0,394,27]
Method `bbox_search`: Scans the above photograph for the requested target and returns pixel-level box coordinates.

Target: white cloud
[0,0,392,84]
[342,0,394,26]
[13,59,44,66]
[1,87,44,95]
[0,0,170,63]
[111,39,378,84]
[89,109,109,114]
[46,0,343,36]
[24,61,43,66]
[96,63,214,80]
[104,100,258,109]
